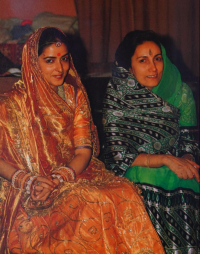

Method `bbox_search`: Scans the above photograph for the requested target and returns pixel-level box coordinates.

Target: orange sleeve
[73,87,92,149]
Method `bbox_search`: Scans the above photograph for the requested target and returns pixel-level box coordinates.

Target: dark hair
[38,27,70,56]
[115,30,161,70]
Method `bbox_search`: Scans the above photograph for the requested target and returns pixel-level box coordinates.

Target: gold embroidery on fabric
[12,80,25,90]
[21,161,138,218]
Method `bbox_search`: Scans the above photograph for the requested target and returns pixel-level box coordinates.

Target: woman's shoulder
[181,82,193,94]
[181,82,196,107]
[175,81,195,104]
[177,82,197,126]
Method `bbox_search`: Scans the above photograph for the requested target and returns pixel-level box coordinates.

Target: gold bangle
[11,170,27,189]
[53,166,76,181]
[145,154,148,167]
[146,154,151,168]
[21,172,31,190]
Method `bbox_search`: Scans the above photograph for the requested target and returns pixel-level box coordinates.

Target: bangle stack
[53,166,76,182]
[11,170,27,190]
[11,170,38,194]
[52,174,64,183]
[21,172,31,190]
[25,175,37,194]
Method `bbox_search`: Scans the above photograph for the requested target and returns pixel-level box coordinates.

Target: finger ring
[37,181,41,186]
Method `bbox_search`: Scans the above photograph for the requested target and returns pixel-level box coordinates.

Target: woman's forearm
[131,153,200,181]
[131,153,165,168]
[0,147,92,181]
[67,148,92,175]
[0,159,18,181]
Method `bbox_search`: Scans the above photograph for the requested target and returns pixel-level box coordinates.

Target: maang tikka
[55,42,62,47]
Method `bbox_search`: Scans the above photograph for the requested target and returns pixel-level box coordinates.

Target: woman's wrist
[145,154,151,168]
[52,166,76,182]
[11,170,28,190]
[132,153,169,168]
[162,154,172,167]
[145,154,167,168]
[51,173,64,183]
[11,170,39,196]
[25,175,37,194]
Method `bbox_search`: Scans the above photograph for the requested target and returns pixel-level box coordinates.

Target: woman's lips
[146,74,158,79]
[53,75,63,79]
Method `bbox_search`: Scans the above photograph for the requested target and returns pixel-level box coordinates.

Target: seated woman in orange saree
[0,27,164,254]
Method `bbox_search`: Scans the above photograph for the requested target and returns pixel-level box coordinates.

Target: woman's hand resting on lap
[132,153,199,182]
[30,176,58,201]
[164,154,200,182]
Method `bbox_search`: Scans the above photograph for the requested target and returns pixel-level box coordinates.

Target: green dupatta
[152,45,197,127]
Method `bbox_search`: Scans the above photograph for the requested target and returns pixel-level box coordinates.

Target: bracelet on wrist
[146,154,151,168]
[65,165,76,179]
[21,172,31,190]
[52,173,64,183]
[25,175,37,194]
[11,170,27,190]
[53,166,76,181]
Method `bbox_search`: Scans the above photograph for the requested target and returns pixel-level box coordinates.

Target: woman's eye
[155,56,163,61]
[46,59,53,63]
[139,59,146,63]
[62,57,69,62]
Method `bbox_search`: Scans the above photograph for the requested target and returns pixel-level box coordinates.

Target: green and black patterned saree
[102,46,200,254]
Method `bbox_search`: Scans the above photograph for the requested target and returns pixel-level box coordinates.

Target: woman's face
[129,41,163,90]
[38,43,70,92]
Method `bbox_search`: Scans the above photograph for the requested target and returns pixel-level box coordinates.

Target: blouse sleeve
[73,86,93,150]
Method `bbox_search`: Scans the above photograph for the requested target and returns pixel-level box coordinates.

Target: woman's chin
[143,83,159,90]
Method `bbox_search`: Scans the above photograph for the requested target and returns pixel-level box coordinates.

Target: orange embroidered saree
[0,27,165,254]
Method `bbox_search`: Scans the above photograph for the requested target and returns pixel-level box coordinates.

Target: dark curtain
[75,0,199,79]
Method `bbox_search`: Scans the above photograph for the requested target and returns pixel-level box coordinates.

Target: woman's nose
[55,61,63,72]
[149,61,157,71]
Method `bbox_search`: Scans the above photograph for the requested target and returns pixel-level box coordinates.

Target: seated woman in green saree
[102,30,200,254]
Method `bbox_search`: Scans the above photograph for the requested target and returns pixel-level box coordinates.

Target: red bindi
[57,53,61,56]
